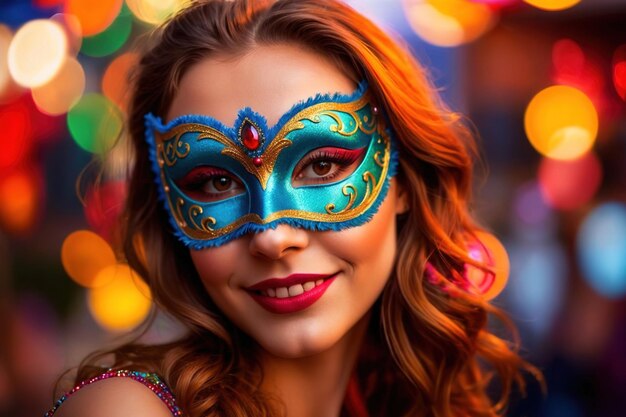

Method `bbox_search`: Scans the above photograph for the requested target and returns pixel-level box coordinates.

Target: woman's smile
[246,272,339,314]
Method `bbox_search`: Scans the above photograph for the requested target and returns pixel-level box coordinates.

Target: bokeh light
[524,0,581,11]
[126,0,190,25]
[524,85,598,160]
[514,181,552,227]
[61,230,117,288]
[34,0,64,7]
[0,96,32,171]
[552,39,584,80]
[577,203,626,299]
[87,264,152,332]
[7,19,68,88]
[31,57,85,115]
[538,152,602,211]
[102,52,138,112]
[84,180,127,243]
[50,13,82,56]
[0,25,12,97]
[0,166,41,235]
[64,0,123,37]
[613,44,626,101]
[67,93,123,154]
[506,240,567,336]
[465,231,509,300]
[403,0,496,47]
[471,0,518,5]
[80,5,133,58]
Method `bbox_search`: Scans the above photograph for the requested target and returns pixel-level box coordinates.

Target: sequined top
[44,369,182,416]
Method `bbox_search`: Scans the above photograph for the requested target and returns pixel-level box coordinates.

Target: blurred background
[0,0,624,416]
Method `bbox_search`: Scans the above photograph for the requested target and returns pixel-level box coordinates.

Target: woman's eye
[175,166,243,202]
[293,147,365,186]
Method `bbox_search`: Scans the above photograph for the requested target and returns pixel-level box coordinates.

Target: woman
[48,0,538,416]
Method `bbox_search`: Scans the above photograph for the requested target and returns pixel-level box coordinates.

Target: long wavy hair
[71,1,540,416]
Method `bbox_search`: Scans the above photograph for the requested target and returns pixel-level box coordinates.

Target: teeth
[288,284,304,296]
[260,279,327,298]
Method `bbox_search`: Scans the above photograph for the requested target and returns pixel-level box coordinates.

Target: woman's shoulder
[46,370,182,417]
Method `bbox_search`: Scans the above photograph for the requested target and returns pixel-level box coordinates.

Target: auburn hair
[70,1,540,416]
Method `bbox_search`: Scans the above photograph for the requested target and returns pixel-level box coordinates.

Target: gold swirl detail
[373,150,387,168]
[189,205,216,232]
[175,198,187,228]
[325,185,357,214]
[156,127,193,167]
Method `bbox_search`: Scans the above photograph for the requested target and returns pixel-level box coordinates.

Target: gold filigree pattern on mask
[272,92,377,141]
[155,125,194,167]
[189,205,216,232]
[325,184,357,214]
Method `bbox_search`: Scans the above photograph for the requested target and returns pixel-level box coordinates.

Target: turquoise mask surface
[145,81,398,249]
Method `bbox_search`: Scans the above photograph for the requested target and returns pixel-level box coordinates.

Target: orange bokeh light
[403,0,495,47]
[0,166,41,235]
[524,85,598,160]
[64,0,123,36]
[102,52,138,113]
[0,25,12,98]
[61,230,117,288]
[32,56,85,115]
[524,0,581,11]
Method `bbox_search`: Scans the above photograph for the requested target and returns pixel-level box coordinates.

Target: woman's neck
[258,313,370,417]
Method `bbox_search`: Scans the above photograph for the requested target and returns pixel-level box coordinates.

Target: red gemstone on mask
[252,157,262,167]
[242,121,260,150]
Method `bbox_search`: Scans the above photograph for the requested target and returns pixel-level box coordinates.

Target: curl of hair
[67,1,541,416]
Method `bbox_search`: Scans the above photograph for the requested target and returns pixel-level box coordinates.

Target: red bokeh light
[84,180,128,244]
[612,45,626,101]
[538,152,602,211]
[0,97,32,171]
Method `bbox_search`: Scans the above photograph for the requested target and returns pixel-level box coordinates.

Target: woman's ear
[393,177,410,215]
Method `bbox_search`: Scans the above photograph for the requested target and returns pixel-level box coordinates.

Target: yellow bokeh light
[524,85,598,160]
[126,0,190,25]
[61,230,117,287]
[0,25,13,97]
[403,0,495,47]
[32,57,85,115]
[87,264,152,332]
[524,0,581,11]
[8,19,68,88]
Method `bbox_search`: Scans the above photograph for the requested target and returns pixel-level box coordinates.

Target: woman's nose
[248,224,309,260]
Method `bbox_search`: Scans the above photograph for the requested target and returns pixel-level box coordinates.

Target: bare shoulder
[53,376,174,417]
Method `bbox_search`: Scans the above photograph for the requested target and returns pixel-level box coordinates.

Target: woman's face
[167,43,407,358]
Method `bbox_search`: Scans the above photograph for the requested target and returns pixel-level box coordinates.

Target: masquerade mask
[145,81,398,249]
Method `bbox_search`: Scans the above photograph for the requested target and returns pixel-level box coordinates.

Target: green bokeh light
[80,5,132,57]
[67,93,122,154]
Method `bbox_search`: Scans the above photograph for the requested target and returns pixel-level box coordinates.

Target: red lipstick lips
[247,273,338,314]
